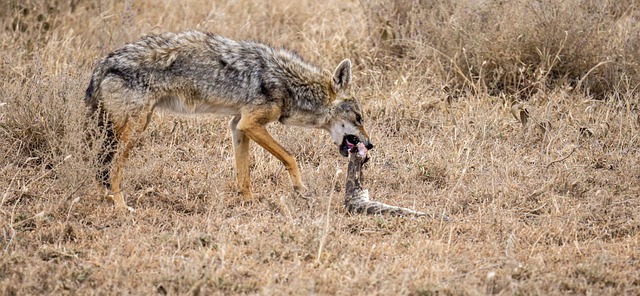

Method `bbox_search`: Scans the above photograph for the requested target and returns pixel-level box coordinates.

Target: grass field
[1,0,639,294]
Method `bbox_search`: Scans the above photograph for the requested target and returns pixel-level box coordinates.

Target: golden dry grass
[1,0,639,295]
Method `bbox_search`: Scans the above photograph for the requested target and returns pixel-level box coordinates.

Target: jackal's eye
[355,113,362,124]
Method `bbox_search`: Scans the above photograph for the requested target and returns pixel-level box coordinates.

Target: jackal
[85,31,374,210]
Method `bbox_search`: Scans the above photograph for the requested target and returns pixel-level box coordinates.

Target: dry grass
[1,0,640,294]
[363,0,640,98]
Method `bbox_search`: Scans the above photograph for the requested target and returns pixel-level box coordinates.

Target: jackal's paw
[239,190,255,202]
[293,184,308,194]
[117,204,135,212]
[294,184,314,202]
[107,192,135,212]
[292,187,316,205]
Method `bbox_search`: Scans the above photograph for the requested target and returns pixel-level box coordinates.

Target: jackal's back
[85,31,329,116]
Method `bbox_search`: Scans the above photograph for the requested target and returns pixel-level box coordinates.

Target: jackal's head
[325,59,374,157]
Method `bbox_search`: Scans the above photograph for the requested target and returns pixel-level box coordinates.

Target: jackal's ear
[331,59,352,95]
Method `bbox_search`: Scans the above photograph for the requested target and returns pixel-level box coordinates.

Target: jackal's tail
[84,59,117,190]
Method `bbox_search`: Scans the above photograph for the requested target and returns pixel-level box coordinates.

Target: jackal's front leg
[229,116,253,201]
[237,107,307,195]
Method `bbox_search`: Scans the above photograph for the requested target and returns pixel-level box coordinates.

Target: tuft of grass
[362,0,640,99]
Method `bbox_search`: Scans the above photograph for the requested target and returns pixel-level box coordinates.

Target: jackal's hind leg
[229,116,253,201]
[108,109,153,211]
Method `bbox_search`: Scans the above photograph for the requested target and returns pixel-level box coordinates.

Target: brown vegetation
[1,0,639,294]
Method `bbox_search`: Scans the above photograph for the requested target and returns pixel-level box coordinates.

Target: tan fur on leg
[108,109,153,211]
[229,116,253,200]
[237,105,307,194]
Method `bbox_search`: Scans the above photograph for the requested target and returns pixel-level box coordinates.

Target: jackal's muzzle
[340,134,374,157]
